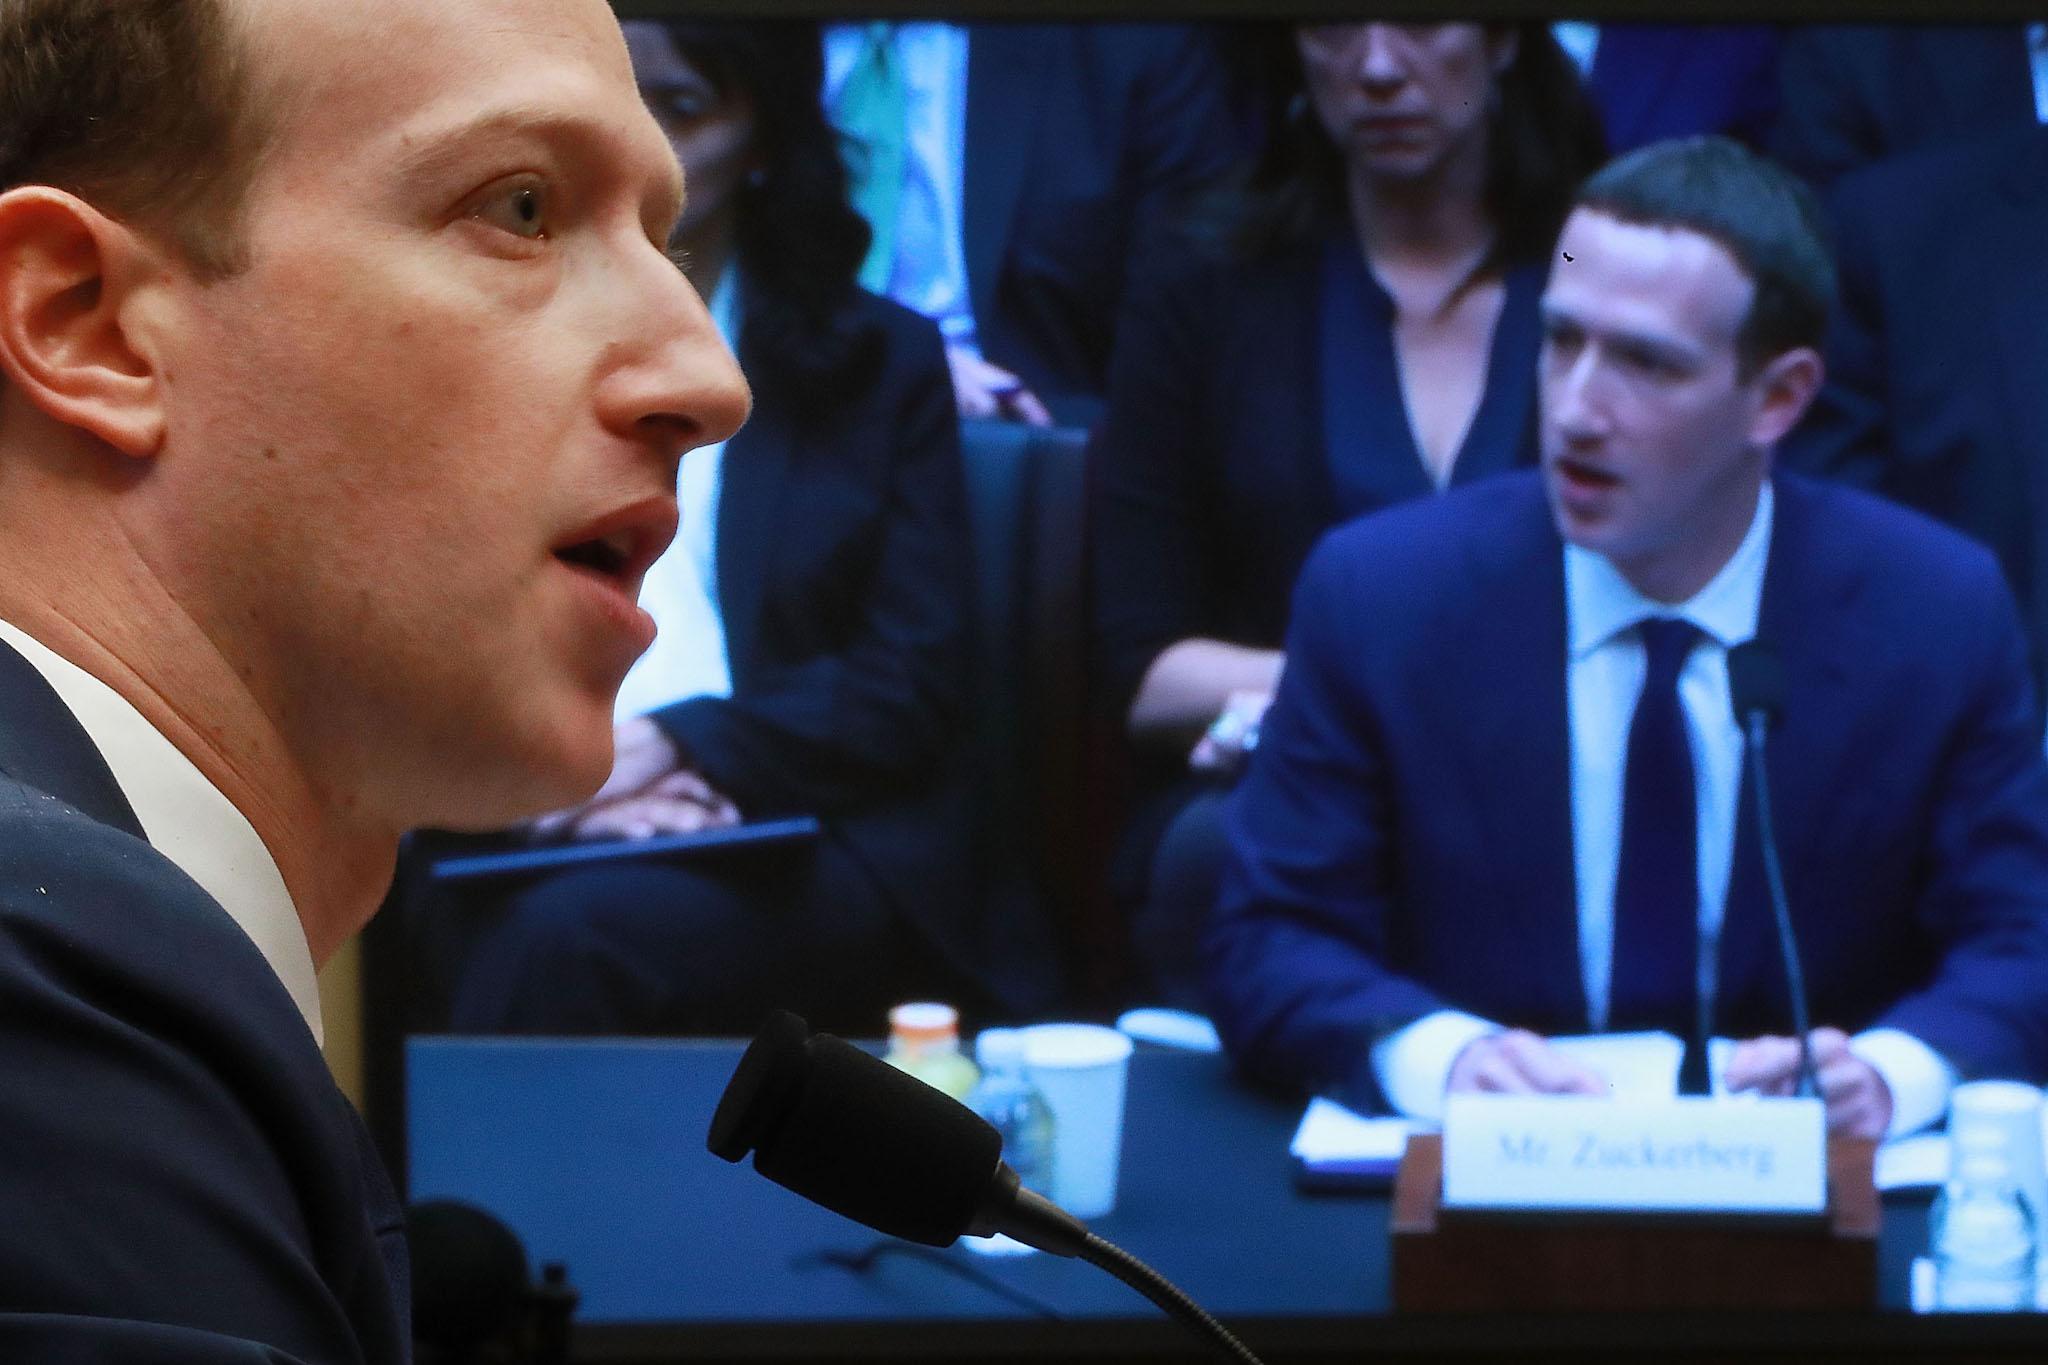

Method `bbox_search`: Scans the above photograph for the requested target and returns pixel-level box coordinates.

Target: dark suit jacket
[963,23,1241,421]
[1782,127,2048,684]
[1207,473,2048,1109]
[1771,24,2038,188]
[0,639,409,1362]
[1584,24,1780,155]
[648,290,1001,994]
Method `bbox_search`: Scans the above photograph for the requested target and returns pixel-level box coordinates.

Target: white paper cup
[1950,1081,2047,1219]
[1020,1023,1134,1219]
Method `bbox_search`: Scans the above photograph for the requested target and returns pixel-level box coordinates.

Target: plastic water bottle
[963,1028,1056,1257]
[1933,1126,2037,1311]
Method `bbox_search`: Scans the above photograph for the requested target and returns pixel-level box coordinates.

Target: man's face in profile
[1537,208,1771,597]
[147,0,749,831]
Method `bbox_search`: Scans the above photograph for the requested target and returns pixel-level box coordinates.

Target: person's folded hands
[947,344,1053,427]
[1722,1027,1892,1138]
[1448,1029,1610,1097]
[568,768,742,841]
[529,715,682,838]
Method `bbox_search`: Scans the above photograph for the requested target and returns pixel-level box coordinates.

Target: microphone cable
[1744,710,1819,1100]
[1079,1234,1266,1365]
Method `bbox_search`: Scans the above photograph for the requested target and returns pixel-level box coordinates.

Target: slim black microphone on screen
[1727,640,1819,1101]
[709,1011,1267,1365]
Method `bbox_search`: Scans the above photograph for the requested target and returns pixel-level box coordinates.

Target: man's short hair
[0,0,270,278]
[1576,136,1835,377]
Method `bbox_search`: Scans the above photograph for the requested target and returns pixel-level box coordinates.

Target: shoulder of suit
[1776,472,2007,595]
[0,776,295,1016]
[1306,472,1551,597]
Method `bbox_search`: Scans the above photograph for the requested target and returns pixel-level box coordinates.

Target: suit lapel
[1716,480,1863,1028]
[962,25,1049,345]
[0,638,146,841]
[712,382,793,691]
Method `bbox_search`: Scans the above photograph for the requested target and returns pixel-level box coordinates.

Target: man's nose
[1544,347,1608,441]
[605,260,752,462]
[1357,25,1407,89]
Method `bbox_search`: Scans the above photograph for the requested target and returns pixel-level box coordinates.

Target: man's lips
[1552,456,1621,491]
[549,496,679,602]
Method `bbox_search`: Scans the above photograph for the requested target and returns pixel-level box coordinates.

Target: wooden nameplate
[1390,1133,1879,1312]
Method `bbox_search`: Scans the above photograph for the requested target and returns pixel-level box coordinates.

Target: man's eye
[471,181,549,240]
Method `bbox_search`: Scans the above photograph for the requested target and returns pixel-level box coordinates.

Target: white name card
[1442,1095,1827,1215]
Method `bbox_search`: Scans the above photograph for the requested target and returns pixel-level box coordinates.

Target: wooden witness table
[405,1039,2048,1364]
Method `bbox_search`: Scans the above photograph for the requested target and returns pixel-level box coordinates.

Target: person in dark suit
[825,22,1242,427]
[447,20,1002,1036]
[1771,23,2046,189]
[1557,23,1780,155]
[1781,125,2048,690]
[1091,22,1604,1007]
[0,0,747,1357]
[1208,137,2048,1140]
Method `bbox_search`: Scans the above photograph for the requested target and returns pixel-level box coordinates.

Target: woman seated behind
[448,19,986,1035]
[1093,23,1606,1007]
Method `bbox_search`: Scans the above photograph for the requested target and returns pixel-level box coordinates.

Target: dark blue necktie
[1610,616,1710,1094]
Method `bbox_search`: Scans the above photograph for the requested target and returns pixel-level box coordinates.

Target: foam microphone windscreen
[407,1199,531,1353]
[709,1011,1003,1247]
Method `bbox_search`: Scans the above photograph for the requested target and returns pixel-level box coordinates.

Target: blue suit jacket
[962,24,1242,422]
[0,640,409,1362]
[1206,472,2048,1109]
[1583,24,1779,155]
[1771,24,2038,189]
[1783,127,2048,689]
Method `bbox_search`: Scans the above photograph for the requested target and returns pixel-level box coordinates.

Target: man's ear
[1746,345,1824,449]
[0,187,172,458]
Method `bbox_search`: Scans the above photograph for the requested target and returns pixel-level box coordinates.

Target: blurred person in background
[1090,22,1604,1008]
[823,20,1244,427]
[1782,124,2048,702]
[449,20,991,1036]
[1772,23,2048,189]
[1549,21,1779,156]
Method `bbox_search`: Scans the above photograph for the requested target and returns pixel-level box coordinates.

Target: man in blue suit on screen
[0,0,748,1357]
[1207,136,2048,1142]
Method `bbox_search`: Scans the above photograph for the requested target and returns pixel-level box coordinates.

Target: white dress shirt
[1552,21,1601,80]
[0,618,320,1044]
[613,268,738,721]
[823,22,979,353]
[1371,483,1956,1136]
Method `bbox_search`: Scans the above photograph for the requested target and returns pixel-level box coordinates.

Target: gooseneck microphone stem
[1078,1234,1266,1365]
[1744,713,1819,1100]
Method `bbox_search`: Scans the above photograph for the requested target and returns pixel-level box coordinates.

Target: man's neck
[0,599,396,966]
[1611,478,1766,608]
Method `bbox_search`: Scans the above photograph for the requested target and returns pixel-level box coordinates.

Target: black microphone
[710,1011,1266,1365]
[1727,640,1819,1100]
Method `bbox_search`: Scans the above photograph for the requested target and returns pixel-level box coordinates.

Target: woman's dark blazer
[648,289,983,985]
[1090,245,1539,726]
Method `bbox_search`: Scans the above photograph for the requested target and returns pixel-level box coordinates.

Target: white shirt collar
[1566,479,1774,659]
[0,619,321,1044]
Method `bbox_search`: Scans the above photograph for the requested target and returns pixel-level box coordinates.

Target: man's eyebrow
[1539,302,1699,360]
[392,106,685,225]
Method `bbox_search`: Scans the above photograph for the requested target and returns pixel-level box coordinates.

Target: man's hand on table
[1722,1027,1893,1138]
[1448,1030,1609,1097]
